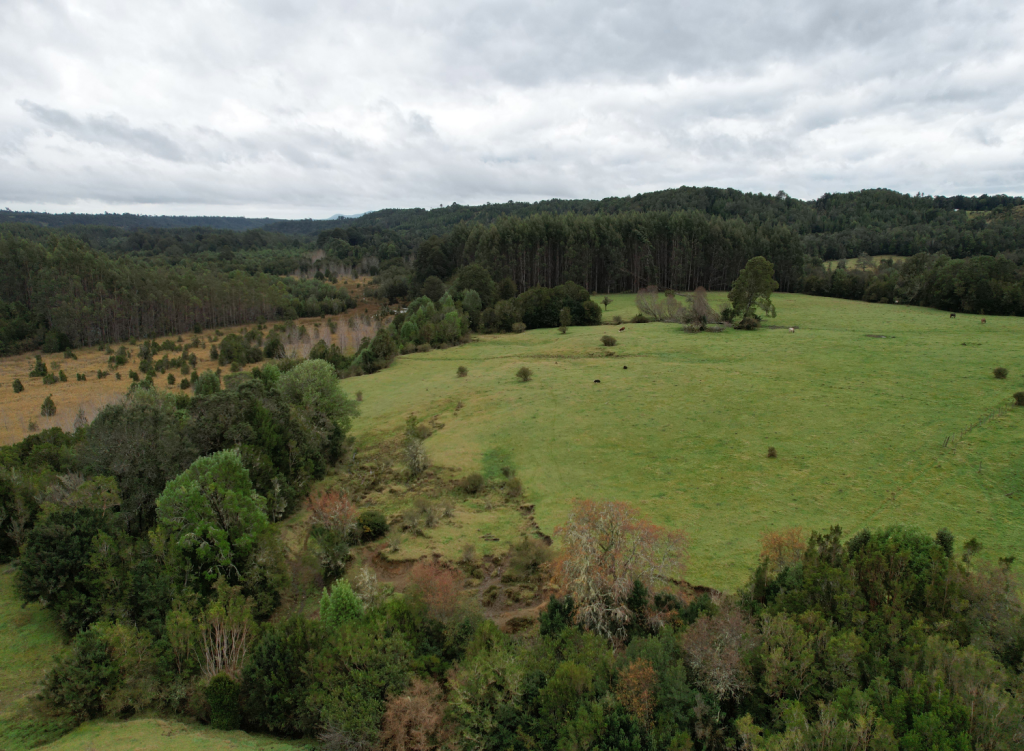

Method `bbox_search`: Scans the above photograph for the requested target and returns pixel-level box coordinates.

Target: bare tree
[198,579,256,680]
[555,499,686,640]
[635,286,660,318]
[681,601,758,709]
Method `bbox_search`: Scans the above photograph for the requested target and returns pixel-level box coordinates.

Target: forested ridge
[5,185,1024,356]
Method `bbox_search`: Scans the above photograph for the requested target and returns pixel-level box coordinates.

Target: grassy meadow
[350,292,1024,591]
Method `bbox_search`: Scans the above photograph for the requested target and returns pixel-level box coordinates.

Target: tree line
[0,232,356,355]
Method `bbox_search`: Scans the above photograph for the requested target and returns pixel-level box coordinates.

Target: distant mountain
[328,212,366,220]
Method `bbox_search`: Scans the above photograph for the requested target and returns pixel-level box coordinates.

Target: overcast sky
[2,1,1023,219]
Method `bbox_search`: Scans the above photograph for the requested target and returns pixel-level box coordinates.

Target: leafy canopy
[728,255,779,319]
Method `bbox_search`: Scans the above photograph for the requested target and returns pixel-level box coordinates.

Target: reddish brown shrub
[378,678,447,751]
[759,527,806,573]
[617,658,658,728]
[410,560,464,622]
[309,489,356,531]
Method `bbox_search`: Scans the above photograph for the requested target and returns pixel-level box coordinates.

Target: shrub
[43,373,57,385]
[994,367,1008,379]
[378,679,447,751]
[601,335,617,347]
[719,306,736,322]
[405,438,428,476]
[457,366,468,378]
[511,322,526,334]
[77,373,86,381]
[167,373,176,385]
[358,510,388,541]
[630,314,649,323]
[180,378,191,390]
[320,579,364,627]
[58,370,67,382]
[41,395,56,417]
[1014,392,1024,406]
[356,390,363,401]
[207,673,241,730]
[43,628,118,720]
[505,477,523,498]
[12,379,23,393]
[612,315,622,325]
[558,325,568,334]
[64,348,77,360]
[29,356,48,377]
[409,560,463,622]
[96,370,109,379]
[516,366,533,382]
[416,343,432,353]
[504,537,552,582]
[767,446,777,458]
[462,473,485,494]
[734,316,760,330]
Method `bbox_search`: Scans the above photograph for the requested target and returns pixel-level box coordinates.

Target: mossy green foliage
[206,674,241,730]
[350,292,1024,590]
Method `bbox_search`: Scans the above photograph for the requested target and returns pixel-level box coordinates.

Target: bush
[630,314,649,323]
[58,370,67,382]
[457,366,468,378]
[64,348,77,360]
[601,335,617,347]
[320,579,364,627]
[462,473,485,495]
[43,628,118,720]
[505,477,523,498]
[767,446,777,458]
[12,379,23,393]
[516,366,533,382]
[734,316,760,330]
[206,674,241,730]
[612,315,622,325]
[29,356,47,377]
[40,395,56,417]
[994,367,1008,379]
[511,322,526,334]
[358,510,388,541]
[167,373,176,385]
[356,391,363,401]
[1014,392,1024,406]
[77,373,86,381]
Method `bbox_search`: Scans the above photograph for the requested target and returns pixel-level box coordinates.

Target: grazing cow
[623,365,628,369]
[789,327,795,333]
[981,318,987,324]
[950,313,956,318]
[593,379,601,383]
[619,327,625,331]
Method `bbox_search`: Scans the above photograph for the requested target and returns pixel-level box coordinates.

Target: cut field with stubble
[349,292,1024,591]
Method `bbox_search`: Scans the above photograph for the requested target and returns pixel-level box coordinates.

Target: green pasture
[36,718,306,751]
[350,293,1024,591]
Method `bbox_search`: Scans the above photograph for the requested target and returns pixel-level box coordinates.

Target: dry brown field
[0,276,385,446]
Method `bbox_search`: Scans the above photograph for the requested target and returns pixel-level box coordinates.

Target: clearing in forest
[348,292,1024,591]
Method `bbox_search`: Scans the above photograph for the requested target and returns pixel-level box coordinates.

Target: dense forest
[0,232,356,355]
[4,185,1024,356]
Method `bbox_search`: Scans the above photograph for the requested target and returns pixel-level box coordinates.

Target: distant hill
[0,210,278,232]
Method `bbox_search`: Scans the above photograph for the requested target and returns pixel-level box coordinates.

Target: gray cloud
[1,0,1023,218]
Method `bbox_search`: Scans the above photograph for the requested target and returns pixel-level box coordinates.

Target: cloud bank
[2,0,1023,218]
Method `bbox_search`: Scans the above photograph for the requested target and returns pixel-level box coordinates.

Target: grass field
[35,718,308,751]
[348,292,1024,591]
